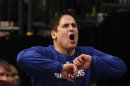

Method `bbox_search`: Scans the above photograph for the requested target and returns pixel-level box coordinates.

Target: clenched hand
[73,54,92,70]
[61,64,78,82]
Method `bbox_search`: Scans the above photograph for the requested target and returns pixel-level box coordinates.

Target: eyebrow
[62,22,76,25]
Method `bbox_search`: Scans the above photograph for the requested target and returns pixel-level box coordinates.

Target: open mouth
[69,34,75,40]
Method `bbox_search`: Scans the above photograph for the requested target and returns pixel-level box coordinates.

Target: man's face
[53,14,78,50]
[0,66,10,82]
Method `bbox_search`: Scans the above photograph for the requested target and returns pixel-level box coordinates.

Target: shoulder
[77,46,94,51]
[77,46,94,55]
[17,45,54,60]
[27,45,53,51]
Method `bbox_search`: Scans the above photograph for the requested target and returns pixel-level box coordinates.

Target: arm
[17,46,78,82]
[91,48,127,79]
[73,47,127,80]
[17,46,63,74]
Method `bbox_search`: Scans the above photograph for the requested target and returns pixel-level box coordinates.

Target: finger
[73,65,78,73]
[73,59,82,70]
[77,56,83,64]
[80,55,92,70]
[73,65,78,78]
[64,76,74,82]
[75,58,82,66]
[73,59,78,66]
[62,72,74,82]
[73,71,78,79]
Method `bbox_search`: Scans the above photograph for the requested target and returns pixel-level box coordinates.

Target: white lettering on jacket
[54,61,85,79]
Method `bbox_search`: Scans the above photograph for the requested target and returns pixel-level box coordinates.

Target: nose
[14,75,20,79]
[69,25,74,31]
[2,75,8,81]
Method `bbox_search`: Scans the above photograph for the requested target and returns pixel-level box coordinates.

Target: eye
[0,73,4,77]
[10,73,18,77]
[62,24,69,28]
[72,23,77,28]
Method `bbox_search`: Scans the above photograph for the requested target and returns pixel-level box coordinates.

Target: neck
[54,43,75,56]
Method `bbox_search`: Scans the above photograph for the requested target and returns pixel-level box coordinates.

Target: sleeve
[90,47,127,80]
[17,46,63,75]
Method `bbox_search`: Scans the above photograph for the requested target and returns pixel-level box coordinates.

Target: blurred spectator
[0,59,11,82]
[8,64,20,86]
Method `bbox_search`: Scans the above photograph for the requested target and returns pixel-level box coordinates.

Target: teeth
[70,34,74,40]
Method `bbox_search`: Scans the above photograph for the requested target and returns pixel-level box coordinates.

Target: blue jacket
[17,45,127,86]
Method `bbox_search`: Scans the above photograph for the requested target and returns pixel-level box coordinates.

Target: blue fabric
[17,45,127,86]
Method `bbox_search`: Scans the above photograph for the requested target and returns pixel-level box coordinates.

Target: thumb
[73,65,78,78]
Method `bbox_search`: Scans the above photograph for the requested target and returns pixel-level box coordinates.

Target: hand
[73,54,92,70]
[61,64,78,82]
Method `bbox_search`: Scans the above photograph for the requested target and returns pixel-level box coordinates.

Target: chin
[68,45,77,50]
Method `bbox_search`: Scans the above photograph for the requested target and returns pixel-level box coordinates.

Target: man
[0,59,10,82]
[17,11,127,86]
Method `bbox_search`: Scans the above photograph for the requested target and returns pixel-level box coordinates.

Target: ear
[51,30,57,40]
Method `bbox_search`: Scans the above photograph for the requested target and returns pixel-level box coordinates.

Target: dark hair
[49,10,77,31]
[0,59,11,72]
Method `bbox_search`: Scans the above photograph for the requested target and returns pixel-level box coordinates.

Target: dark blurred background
[0,0,129,86]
